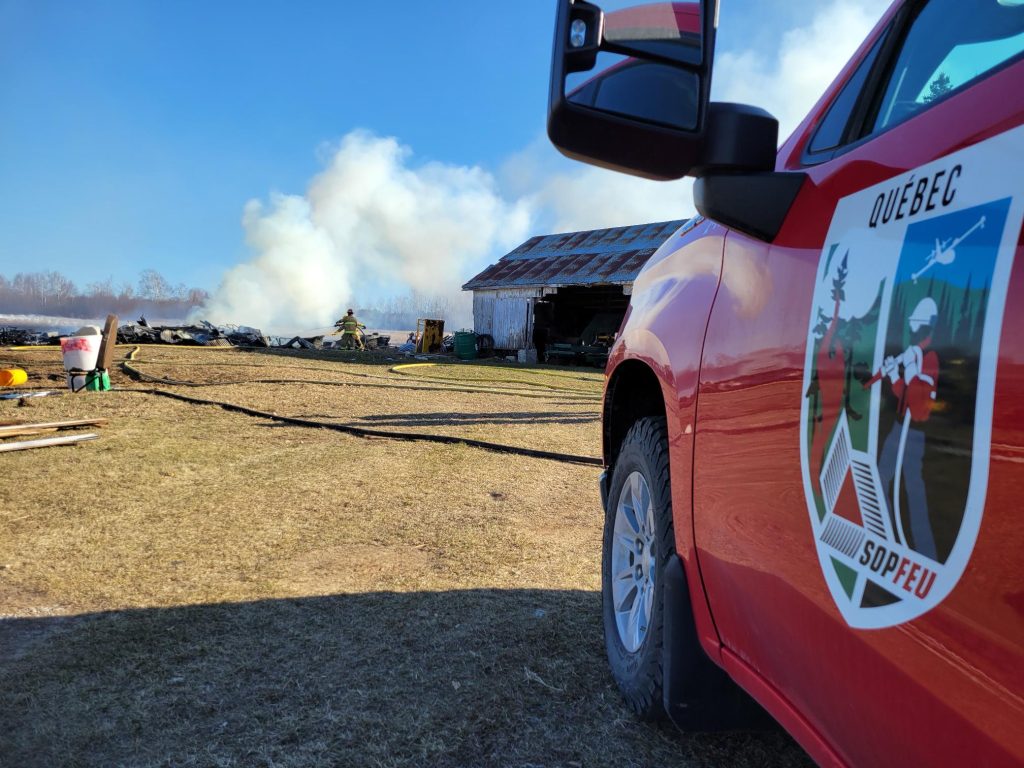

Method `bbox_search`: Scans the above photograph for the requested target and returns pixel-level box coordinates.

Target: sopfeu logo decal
[800,126,1024,629]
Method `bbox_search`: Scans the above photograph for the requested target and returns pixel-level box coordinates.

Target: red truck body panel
[604,5,1024,763]
[606,219,726,658]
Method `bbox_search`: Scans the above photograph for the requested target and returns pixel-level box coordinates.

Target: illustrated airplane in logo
[911,215,985,283]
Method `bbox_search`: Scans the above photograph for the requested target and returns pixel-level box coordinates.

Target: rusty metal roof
[463,219,685,291]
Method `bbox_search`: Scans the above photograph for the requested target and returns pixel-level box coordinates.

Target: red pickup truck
[548,1,1024,765]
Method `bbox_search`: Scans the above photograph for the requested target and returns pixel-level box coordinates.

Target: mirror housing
[691,102,778,175]
[548,1,802,242]
[694,171,806,241]
[548,0,716,180]
[548,1,779,182]
[691,103,805,242]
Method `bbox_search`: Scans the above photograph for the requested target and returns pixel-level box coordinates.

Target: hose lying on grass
[120,348,603,467]
[121,355,601,402]
[390,362,600,389]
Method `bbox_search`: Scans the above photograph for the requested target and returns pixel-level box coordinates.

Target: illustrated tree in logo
[807,253,850,500]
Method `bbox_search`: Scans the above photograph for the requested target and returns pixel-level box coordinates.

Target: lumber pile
[0,418,106,453]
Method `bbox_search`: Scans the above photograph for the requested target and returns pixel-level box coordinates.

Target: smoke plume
[199,131,531,332]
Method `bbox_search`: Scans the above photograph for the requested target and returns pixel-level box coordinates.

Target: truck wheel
[602,416,673,720]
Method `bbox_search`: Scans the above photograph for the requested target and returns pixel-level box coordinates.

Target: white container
[67,373,89,392]
[60,334,101,373]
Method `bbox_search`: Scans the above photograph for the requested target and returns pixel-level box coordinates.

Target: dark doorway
[537,285,630,366]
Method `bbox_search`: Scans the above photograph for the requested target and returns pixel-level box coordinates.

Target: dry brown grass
[0,345,810,767]
[122,347,604,457]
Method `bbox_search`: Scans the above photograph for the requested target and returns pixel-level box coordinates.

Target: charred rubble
[3,318,393,351]
[116,319,270,347]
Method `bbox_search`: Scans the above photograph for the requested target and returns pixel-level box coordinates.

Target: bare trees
[0,269,207,320]
[137,269,173,301]
[7,272,71,310]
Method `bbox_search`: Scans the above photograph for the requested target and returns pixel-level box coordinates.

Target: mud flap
[662,556,776,731]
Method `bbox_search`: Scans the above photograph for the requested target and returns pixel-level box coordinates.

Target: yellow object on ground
[415,319,444,353]
[0,368,28,386]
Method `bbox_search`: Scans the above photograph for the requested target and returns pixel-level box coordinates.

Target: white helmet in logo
[909,297,938,332]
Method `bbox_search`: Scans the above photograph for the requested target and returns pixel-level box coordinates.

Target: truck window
[872,0,1024,132]
[806,29,888,156]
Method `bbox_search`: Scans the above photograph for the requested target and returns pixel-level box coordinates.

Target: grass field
[0,345,811,767]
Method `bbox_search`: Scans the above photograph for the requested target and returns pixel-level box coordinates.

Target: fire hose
[119,347,602,467]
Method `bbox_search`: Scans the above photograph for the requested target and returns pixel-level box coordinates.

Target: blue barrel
[454,330,477,360]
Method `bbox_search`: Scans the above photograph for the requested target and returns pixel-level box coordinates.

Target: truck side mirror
[548,1,717,180]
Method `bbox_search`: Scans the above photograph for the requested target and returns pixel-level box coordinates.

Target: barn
[462,219,684,360]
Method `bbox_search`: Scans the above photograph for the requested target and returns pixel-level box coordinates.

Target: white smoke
[199,0,889,332]
[199,131,531,332]
[535,167,694,233]
[500,136,696,234]
[204,195,345,332]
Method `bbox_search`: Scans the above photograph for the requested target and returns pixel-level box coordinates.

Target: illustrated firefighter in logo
[868,298,939,560]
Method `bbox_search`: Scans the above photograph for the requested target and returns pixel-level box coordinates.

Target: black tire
[603,417,779,732]
[602,416,674,720]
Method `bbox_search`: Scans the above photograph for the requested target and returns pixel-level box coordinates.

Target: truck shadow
[0,589,812,768]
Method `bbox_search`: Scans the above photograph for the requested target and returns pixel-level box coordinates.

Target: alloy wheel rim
[611,471,656,653]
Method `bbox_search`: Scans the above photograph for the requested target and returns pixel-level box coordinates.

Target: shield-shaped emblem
[800,127,1024,628]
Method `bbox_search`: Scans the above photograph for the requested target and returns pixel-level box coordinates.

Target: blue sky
[0,0,889,321]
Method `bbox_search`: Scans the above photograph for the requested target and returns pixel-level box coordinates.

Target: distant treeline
[0,269,209,319]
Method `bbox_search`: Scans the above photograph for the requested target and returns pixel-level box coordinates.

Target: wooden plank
[0,418,108,433]
[97,313,119,372]
[0,433,99,453]
[0,427,59,439]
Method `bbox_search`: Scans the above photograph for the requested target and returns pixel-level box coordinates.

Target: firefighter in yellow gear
[336,308,366,350]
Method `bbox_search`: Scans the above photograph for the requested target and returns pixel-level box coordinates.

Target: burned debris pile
[4,318,395,352]
[2,319,273,348]
[0,327,58,346]
[116,319,270,347]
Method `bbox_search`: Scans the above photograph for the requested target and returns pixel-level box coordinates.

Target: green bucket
[86,370,112,391]
[453,330,477,360]
[67,369,111,393]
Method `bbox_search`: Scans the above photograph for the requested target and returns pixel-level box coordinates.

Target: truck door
[692,2,1024,764]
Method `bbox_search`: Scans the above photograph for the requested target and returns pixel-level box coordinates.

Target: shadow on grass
[0,590,812,768]
[244,346,405,368]
[244,346,606,377]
